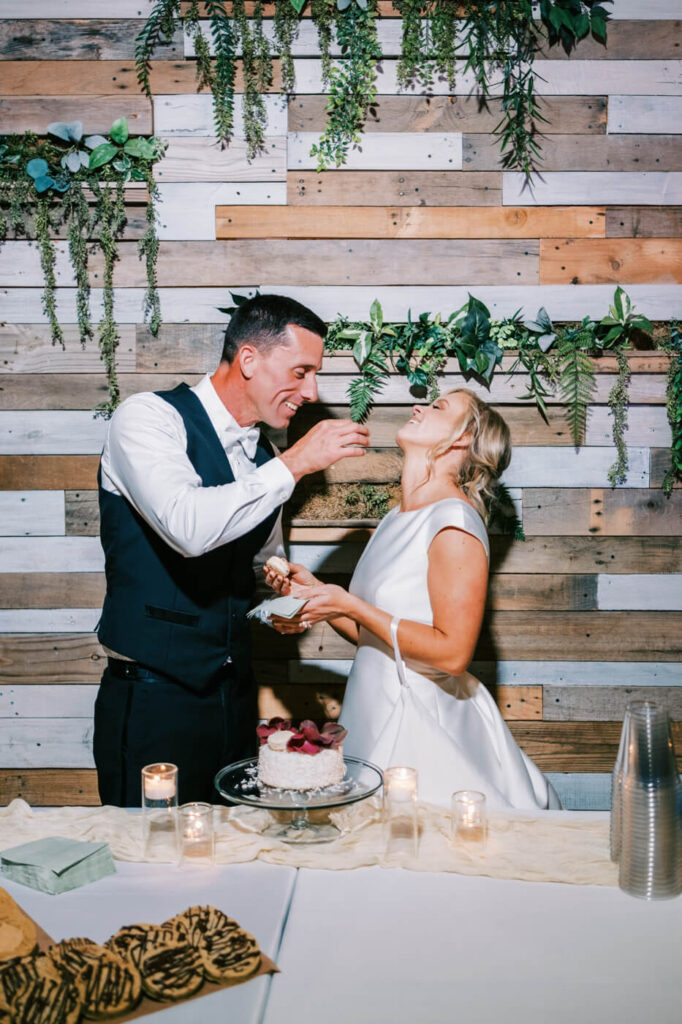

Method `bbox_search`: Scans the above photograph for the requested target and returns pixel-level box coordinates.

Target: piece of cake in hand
[265,556,290,578]
[257,718,347,791]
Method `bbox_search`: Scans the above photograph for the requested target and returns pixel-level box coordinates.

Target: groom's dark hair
[221,294,327,364]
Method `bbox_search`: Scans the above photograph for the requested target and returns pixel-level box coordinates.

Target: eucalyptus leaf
[85,135,108,151]
[110,117,129,145]
[123,137,155,160]
[78,150,90,169]
[537,333,556,353]
[337,0,351,8]
[63,151,83,173]
[51,177,71,193]
[88,143,118,170]
[33,175,55,193]
[26,158,49,179]
[46,122,72,142]
[67,121,83,142]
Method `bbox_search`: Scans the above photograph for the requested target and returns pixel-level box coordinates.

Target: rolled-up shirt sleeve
[101,393,295,558]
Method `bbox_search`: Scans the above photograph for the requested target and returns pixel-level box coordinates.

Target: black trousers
[93,660,258,807]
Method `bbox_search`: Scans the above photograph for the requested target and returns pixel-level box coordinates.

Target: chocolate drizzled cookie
[78,958,141,1020]
[106,924,179,972]
[0,953,60,1011]
[137,939,203,1002]
[47,938,120,980]
[198,927,261,983]
[164,905,237,945]
[10,975,81,1024]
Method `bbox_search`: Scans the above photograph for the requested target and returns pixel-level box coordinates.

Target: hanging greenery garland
[0,119,167,417]
[135,1,611,179]
[661,324,682,496]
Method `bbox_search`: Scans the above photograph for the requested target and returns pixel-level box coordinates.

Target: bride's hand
[287,582,354,625]
[263,561,319,596]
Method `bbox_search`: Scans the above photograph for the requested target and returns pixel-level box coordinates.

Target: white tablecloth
[2,861,296,1024]
[264,865,682,1024]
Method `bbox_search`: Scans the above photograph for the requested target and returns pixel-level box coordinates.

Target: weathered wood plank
[0,610,99,633]
[216,205,605,240]
[0,574,105,609]
[0,492,64,537]
[597,574,682,611]
[287,171,502,207]
[0,719,94,768]
[606,207,682,239]
[155,137,286,183]
[540,238,682,286]
[0,96,151,135]
[609,96,682,134]
[135,324,223,372]
[288,95,607,135]
[157,182,286,241]
[465,134,682,172]
[85,239,541,288]
[504,172,682,206]
[0,538,103,573]
[650,447,681,489]
[508,721,682,773]
[0,411,106,455]
[545,685,682,722]
[531,60,682,96]
[490,537,682,575]
[66,491,100,538]
[0,456,99,490]
[468,661,682,688]
[0,769,100,807]
[2,285,679,324]
[0,685,96,719]
[153,93,287,137]
[522,488,682,537]
[0,325,135,375]
[289,132,462,171]
[0,374,201,411]
[539,20,682,59]
[0,20,183,60]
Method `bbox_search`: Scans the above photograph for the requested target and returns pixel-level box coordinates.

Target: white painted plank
[0,492,65,537]
[502,446,648,488]
[153,94,287,138]
[503,172,682,206]
[157,182,286,241]
[0,719,94,769]
[0,325,136,374]
[601,0,682,17]
[0,538,104,573]
[608,96,682,135]
[545,773,611,812]
[0,685,97,719]
[2,285,680,327]
[154,137,286,183]
[533,61,682,96]
[468,661,682,687]
[0,0,155,14]
[0,412,106,455]
[0,609,99,632]
[288,132,462,171]
[597,574,682,611]
[584,406,671,448]
[0,242,74,288]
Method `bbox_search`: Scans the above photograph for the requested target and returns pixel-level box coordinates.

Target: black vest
[97,383,279,693]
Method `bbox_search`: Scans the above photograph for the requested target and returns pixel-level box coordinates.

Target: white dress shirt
[99,374,295,572]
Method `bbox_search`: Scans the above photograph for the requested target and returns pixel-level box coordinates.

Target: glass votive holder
[451,790,488,848]
[179,802,215,868]
[383,766,419,859]
[141,763,179,861]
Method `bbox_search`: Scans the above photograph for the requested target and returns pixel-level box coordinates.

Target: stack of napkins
[247,594,308,626]
[1,837,116,895]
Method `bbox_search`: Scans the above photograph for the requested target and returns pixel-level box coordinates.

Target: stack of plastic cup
[617,701,680,900]
[610,701,644,862]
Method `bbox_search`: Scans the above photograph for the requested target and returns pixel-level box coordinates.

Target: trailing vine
[0,119,166,416]
[234,0,271,159]
[661,323,682,496]
[607,347,631,487]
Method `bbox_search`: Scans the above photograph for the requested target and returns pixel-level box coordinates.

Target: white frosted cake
[257,718,346,791]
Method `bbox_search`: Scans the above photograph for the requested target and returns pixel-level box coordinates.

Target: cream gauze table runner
[0,799,618,887]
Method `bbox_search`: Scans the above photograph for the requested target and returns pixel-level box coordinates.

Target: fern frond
[556,335,596,448]
[488,482,525,541]
[348,356,388,423]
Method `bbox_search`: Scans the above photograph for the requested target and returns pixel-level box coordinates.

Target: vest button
[223,656,233,665]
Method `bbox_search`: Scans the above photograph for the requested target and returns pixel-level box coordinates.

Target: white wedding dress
[340,498,560,811]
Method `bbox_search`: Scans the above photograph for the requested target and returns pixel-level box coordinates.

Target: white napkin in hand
[247,595,308,627]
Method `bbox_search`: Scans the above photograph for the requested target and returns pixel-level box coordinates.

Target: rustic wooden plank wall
[1,0,681,808]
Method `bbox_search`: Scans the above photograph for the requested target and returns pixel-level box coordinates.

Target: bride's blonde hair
[424,388,511,523]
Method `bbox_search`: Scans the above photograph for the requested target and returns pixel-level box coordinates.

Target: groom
[94,294,369,806]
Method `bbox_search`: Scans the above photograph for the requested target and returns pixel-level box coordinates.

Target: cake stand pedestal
[214,756,383,845]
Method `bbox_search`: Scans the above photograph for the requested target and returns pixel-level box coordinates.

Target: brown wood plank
[0,456,99,490]
[0,769,100,807]
[606,207,682,239]
[0,574,105,609]
[65,492,100,537]
[523,489,682,537]
[91,240,540,287]
[539,20,682,60]
[288,96,607,135]
[288,171,503,207]
[464,134,682,172]
[216,205,606,240]
[0,374,202,410]
[0,326,136,375]
[650,448,682,489]
[0,21,183,60]
[0,96,152,135]
[136,325,224,373]
[0,635,107,684]
[488,575,597,612]
[508,721,682,773]
[544,686,682,722]
[4,208,147,242]
[540,238,682,286]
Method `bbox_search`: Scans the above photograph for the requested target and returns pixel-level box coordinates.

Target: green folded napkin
[1,837,116,895]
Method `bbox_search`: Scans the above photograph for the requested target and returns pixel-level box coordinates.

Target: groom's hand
[264,561,318,596]
[279,419,369,482]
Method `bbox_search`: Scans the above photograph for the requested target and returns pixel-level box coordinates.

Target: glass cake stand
[215,756,383,844]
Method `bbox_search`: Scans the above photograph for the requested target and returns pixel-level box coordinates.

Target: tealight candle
[179,802,215,867]
[141,763,179,861]
[451,790,487,847]
[383,766,419,859]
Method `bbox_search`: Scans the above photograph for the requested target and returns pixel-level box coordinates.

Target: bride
[266,388,560,810]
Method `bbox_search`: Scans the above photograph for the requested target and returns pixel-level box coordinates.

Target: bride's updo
[425,388,511,523]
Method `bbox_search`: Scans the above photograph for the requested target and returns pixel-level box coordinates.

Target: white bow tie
[230,425,260,461]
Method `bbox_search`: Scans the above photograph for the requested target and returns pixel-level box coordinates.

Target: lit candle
[451,790,487,846]
[142,763,177,801]
[384,766,418,802]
